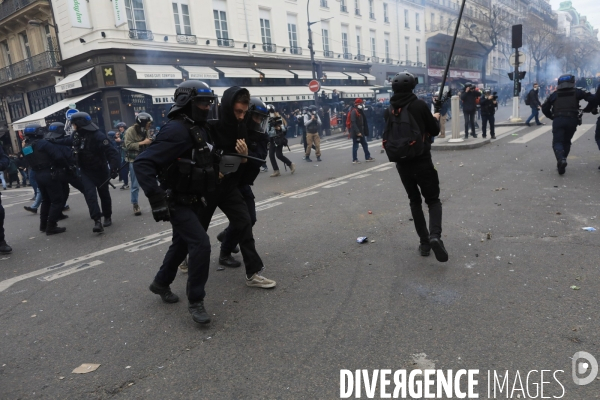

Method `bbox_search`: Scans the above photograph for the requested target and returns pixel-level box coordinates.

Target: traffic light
[517,82,522,92]
[519,71,526,80]
[508,72,514,81]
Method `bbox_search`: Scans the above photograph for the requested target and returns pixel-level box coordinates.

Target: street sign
[509,52,526,67]
[65,108,78,120]
[308,80,321,93]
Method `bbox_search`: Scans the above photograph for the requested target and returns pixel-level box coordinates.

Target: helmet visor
[248,113,268,133]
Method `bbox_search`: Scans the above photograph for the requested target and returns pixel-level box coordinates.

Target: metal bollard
[448,95,464,143]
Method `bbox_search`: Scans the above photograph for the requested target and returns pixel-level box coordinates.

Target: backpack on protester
[382,103,425,162]
[524,91,531,106]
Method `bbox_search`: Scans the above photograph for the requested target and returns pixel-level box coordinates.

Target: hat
[354,98,364,105]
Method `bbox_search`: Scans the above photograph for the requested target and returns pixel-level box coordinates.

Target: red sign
[308,80,321,93]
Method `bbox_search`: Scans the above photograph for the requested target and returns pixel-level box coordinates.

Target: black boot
[46,222,66,236]
[219,251,241,268]
[0,240,12,254]
[24,206,37,214]
[40,220,47,232]
[149,280,179,303]
[103,217,112,227]
[188,302,211,324]
[554,149,567,175]
[58,213,68,220]
[93,219,104,233]
[429,238,449,262]
[419,244,431,257]
[216,230,239,253]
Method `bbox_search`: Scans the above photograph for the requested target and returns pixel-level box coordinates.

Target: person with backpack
[525,83,544,127]
[348,98,375,164]
[460,83,480,139]
[383,71,448,262]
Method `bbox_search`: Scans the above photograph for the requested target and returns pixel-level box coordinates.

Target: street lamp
[307,0,333,103]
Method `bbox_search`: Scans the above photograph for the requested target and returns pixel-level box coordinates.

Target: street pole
[307,0,318,105]
[510,50,522,122]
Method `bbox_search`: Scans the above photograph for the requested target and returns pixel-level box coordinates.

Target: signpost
[509,51,526,67]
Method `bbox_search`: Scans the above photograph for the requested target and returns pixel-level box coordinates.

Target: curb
[432,138,491,151]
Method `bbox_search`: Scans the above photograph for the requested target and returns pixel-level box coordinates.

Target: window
[355,0,360,15]
[383,3,389,22]
[356,28,362,55]
[341,26,349,55]
[43,25,54,52]
[404,10,409,28]
[404,37,409,62]
[321,22,330,52]
[370,30,376,57]
[415,13,420,31]
[384,33,390,61]
[439,15,443,30]
[416,39,420,63]
[260,15,272,44]
[0,41,11,67]
[125,0,147,31]
[287,14,298,50]
[369,0,374,18]
[213,10,229,40]
[19,32,31,59]
[172,1,191,35]
[430,13,434,29]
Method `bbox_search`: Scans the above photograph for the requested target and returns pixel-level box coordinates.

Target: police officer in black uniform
[541,74,595,175]
[22,124,72,235]
[217,96,269,268]
[134,80,219,324]
[0,145,11,253]
[70,112,120,232]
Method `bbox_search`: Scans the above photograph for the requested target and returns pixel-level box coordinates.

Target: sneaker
[482,135,487,138]
[365,158,375,162]
[260,166,268,172]
[24,206,38,214]
[491,136,496,139]
[188,302,211,324]
[536,122,545,126]
[149,281,180,303]
[58,213,69,220]
[270,170,281,177]
[245,273,276,288]
[179,259,188,273]
[93,219,104,233]
[419,245,431,257]
[525,122,531,127]
[133,203,142,216]
[0,240,12,254]
[290,163,296,174]
[63,205,70,211]
[352,160,361,164]
[429,238,449,262]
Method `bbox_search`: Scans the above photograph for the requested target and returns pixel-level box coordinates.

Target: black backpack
[383,102,424,162]
[524,91,531,106]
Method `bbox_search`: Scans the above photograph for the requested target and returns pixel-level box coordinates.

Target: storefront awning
[321,86,376,99]
[255,69,295,79]
[127,64,182,80]
[214,67,261,78]
[12,92,99,131]
[323,71,349,80]
[180,66,219,80]
[290,70,315,79]
[124,88,177,104]
[344,72,367,81]
[54,68,94,93]
[361,73,377,81]
[212,86,314,103]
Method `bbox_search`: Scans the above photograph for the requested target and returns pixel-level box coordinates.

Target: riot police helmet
[23,123,46,138]
[70,112,99,132]
[557,74,576,90]
[167,80,218,122]
[135,112,153,129]
[46,122,66,139]
[392,71,417,93]
[247,97,269,134]
[308,105,318,114]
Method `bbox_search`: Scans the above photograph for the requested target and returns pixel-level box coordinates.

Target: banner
[68,0,92,29]
[112,0,127,27]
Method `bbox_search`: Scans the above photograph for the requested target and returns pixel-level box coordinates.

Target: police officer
[541,74,596,175]
[124,112,153,216]
[133,80,220,324]
[0,145,11,253]
[217,97,270,268]
[480,89,498,139]
[22,124,72,235]
[70,112,120,232]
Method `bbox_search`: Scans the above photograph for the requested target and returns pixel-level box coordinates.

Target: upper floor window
[19,32,31,59]
[172,1,191,35]
[0,41,11,66]
[125,0,147,31]
[260,11,272,44]
[369,0,374,18]
[383,3,389,22]
[355,0,360,15]
[415,13,420,31]
[287,15,298,49]
[404,10,409,28]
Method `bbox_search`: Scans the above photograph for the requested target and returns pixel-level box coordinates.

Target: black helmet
[309,105,317,113]
[46,122,66,139]
[266,104,276,114]
[70,112,98,132]
[115,122,127,129]
[247,97,269,133]
[557,74,575,90]
[392,71,417,93]
[464,82,473,88]
[24,123,46,138]
[168,80,217,120]
[135,112,153,128]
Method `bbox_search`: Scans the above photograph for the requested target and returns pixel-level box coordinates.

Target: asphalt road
[1,114,599,399]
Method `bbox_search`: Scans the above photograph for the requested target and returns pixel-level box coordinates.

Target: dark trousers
[221,185,257,254]
[119,160,129,185]
[481,114,495,137]
[464,111,476,137]
[80,168,112,220]
[155,203,211,303]
[199,183,263,276]
[552,117,578,159]
[64,173,85,206]
[36,169,66,225]
[0,196,4,243]
[595,117,600,150]
[29,170,38,196]
[269,140,292,171]
[396,158,443,245]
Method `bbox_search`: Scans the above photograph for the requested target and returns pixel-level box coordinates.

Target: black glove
[110,169,118,179]
[148,192,170,222]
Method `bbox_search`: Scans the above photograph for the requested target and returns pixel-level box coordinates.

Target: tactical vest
[306,116,319,133]
[553,89,578,118]
[22,140,53,171]
[160,118,216,205]
[73,131,106,170]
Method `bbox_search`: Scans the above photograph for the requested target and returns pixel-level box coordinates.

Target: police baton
[98,161,129,189]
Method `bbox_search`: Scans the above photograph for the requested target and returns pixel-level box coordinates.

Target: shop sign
[103,66,116,87]
[112,0,127,27]
[68,0,92,29]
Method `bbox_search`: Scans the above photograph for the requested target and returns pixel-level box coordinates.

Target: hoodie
[211,86,249,152]
[384,92,440,163]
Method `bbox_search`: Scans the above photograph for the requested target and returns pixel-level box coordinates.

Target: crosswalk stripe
[509,125,551,144]
[571,124,595,143]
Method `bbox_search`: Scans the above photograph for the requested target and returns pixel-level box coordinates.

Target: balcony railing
[129,29,154,41]
[217,38,234,47]
[340,5,348,12]
[356,54,366,61]
[371,56,379,63]
[323,50,334,58]
[0,0,39,22]
[262,43,277,53]
[176,34,197,44]
[290,46,303,55]
[343,53,352,60]
[0,51,60,84]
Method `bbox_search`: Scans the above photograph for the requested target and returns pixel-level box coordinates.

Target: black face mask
[191,107,209,124]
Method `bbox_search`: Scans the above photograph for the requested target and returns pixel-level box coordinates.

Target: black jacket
[541,88,595,120]
[460,90,480,113]
[480,97,497,116]
[76,130,120,171]
[384,92,440,164]
[526,89,541,108]
[350,106,369,138]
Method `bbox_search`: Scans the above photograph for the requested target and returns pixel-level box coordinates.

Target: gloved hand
[110,169,118,179]
[148,192,170,222]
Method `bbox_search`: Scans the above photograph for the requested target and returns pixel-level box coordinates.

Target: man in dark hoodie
[460,83,480,139]
[384,71,448,262]
[349,98,375,164]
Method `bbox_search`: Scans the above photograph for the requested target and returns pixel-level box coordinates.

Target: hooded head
[354,98,364,110]
[214,86,250,147]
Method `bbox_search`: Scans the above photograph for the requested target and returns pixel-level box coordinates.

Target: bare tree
[523,15,557,82]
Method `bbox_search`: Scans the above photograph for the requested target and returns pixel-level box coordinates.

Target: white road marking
[125,238,172,253]
[376,166,394,171]
[290,191,319,198]
[350,174,372,179]
[571,124,595,143]
[37,261,104,281]
[323,181,349,188]
[255,201,283,211]
[509,125,551,143]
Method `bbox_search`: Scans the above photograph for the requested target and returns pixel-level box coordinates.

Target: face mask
[269,112,275,117]
[534,87,539,91]
[357,105,363,110]
[192,107,209,123]
[312,111,316,115]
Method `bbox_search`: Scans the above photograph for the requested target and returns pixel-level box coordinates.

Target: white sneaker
[245,273,276,288]
[352,160,361,164]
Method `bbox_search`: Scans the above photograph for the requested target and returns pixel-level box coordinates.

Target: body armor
[22,140,53,171]
[553,89,578,118]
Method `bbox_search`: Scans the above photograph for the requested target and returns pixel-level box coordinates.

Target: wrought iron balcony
[340,5,348,12]
[371,56,379,63]
[0,51,60,84]
[262,43,277,53]
[323,50,334,58]
[356,54,366,61]
[0,0,39,22]
[343,53,352,60]
[176,34,197,44]
[129,29,154,41]
[217,38,234,47]
[290,46,303,55]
